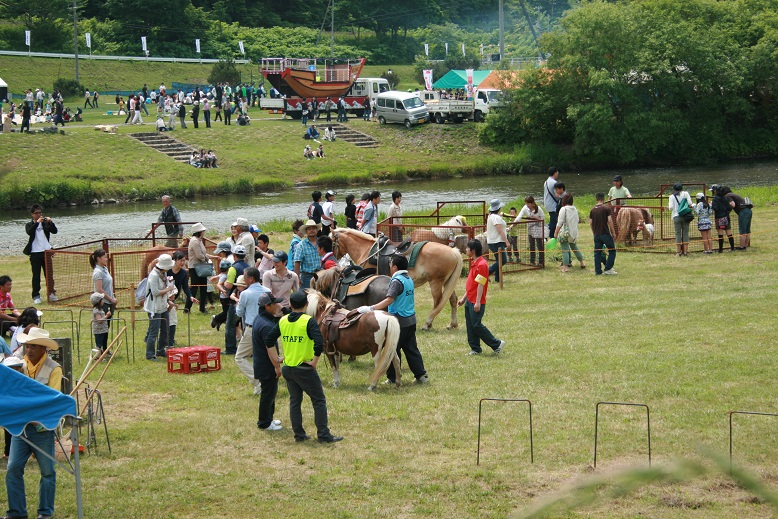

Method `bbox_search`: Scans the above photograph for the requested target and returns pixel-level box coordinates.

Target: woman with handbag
[668,182,694,256]
[555,193,586,272]
[188,223,218,314]
[710,185,735,253]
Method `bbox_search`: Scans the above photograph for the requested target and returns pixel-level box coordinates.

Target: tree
[208,58,240,85]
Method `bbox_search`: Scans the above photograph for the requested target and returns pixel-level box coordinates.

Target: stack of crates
[167,346,221,374]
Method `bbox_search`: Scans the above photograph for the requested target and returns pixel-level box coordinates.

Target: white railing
[0,49,250,64]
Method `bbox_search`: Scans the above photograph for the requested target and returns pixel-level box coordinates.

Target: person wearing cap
[694,192,713,254]
[711,185,735,253]
[458,240,505,356]
[235,267,271,394]
[0,275,21,338]
[359,255,429,385]
[317,236,338,270]
[262,251,299,312]
[607,175,632,206]
[157,195,183,248]
[90,292,112,356]
[320,190,336,236]
[234,218,255,255]
[387,191,403,242]
[722,186,752,250]
[222,245,251,355]
[252,292,285,431]
[6,328,61,519]
[211,259,233,330]
[294,220,322,290]
[543,167,561,241]
[360,191,381,237]
[486,199,509,282]
[248,225,261,262]
[266,291,343,443]
[188,223,216,314]
[144,254,176,360]
[668,182,694,256]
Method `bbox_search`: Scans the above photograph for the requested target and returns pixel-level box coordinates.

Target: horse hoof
[367,385,375,391]
[446,323,458,329]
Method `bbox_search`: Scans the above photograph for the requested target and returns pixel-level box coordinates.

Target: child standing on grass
[90,292,111,357]
[695,192,713,254]
[210,260,232,331]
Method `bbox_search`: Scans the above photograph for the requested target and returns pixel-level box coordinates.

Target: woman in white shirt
[668,182,693,256]
[555,193,586,272]
[513,195,546,266]
[486,199,509,282]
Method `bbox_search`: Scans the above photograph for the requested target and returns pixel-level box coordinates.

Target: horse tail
[368,313,401,388]
[430,247,463,320]
[615,210,629,244]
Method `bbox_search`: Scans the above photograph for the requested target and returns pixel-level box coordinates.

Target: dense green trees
[0,0,572,64]
[484,0,778,164]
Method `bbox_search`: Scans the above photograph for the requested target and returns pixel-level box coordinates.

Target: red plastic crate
[167,346,221,374]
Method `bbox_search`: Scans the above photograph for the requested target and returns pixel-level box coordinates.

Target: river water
[2,161,776,254]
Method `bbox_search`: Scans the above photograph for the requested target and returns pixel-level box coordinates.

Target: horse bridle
[332,230,387,269]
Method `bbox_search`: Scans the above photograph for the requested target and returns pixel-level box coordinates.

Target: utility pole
[331,0,335,58]
[72,0,79,82]
[498,0,504,62]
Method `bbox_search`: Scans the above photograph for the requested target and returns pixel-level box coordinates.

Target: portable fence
[45,235,217,308]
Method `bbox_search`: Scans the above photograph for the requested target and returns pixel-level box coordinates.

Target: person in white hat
[6,328,61,519]
[144,253,176,360]
[187,223,217,315]
[293,220,322,289]
[486,199,509,282]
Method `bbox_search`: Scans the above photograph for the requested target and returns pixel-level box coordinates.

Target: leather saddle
[367,235,413,275]
[321,305,364,355]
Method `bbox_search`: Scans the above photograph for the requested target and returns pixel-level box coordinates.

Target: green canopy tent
[431,70,492,90]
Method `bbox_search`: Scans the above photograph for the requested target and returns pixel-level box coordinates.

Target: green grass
[0,111,515,208]
[5,204,778,518]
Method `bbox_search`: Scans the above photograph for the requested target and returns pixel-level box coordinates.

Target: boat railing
[260,58,360,82]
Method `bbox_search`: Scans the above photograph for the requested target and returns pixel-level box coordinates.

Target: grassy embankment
[3,193,778,518]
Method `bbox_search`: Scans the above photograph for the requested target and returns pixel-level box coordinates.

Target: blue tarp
[0,364,77,436]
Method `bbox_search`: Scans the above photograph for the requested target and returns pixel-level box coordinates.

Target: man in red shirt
[458,239,505,355]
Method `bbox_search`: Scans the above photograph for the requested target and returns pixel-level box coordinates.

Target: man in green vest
[266,291,343,443]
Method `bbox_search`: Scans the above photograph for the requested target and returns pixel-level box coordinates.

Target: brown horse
[330,228,463,330]
[139,237,190,278]
[306,290,401,390]
[615,208,655,247]
[310,267,390,309]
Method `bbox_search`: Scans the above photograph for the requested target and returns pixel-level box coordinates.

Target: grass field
[0,107,520,208]
[0,56,418,96]
[3,203,777,518]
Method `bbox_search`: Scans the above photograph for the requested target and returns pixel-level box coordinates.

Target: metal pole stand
[83,387,112,455]
[477,398,533,465]
[729,410,778,472]
[594,401,651,468]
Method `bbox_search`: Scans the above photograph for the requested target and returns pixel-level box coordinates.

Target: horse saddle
[368,236,415,275]
[322,308,364,354]
[336,266,378,302]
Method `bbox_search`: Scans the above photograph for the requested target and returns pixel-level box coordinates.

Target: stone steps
[326,123,378,148]
[128,132,198,162]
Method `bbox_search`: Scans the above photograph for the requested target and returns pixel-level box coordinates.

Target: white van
[375,91,428,128]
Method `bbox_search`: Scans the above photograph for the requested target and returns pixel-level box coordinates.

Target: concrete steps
[326,123,378,148]
[127,132,198,162]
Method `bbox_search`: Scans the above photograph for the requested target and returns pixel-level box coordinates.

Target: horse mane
[311,267,342,297]
[615,209,635,245]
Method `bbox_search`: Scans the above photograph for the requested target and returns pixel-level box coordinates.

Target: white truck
[472,88,502,122]
[419,90,473,124]
[418,88,503,123]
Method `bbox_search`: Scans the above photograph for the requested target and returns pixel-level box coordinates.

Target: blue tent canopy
[0,364,77,435]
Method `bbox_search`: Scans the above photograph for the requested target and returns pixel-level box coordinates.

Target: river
[2,160,777,254]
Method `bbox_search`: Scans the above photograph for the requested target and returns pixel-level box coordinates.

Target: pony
[331,228,463,329]
[410,215,468,244]
[310,266,389,309]
[140,237,190,278]
[306,290,401,390]
[615,207,655,247]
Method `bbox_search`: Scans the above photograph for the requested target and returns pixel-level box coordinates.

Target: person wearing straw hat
[293,220,322,290]
[5,328,61,519]
[144,254,176,361]
[486,199,509,282]
[188,222,217,315]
